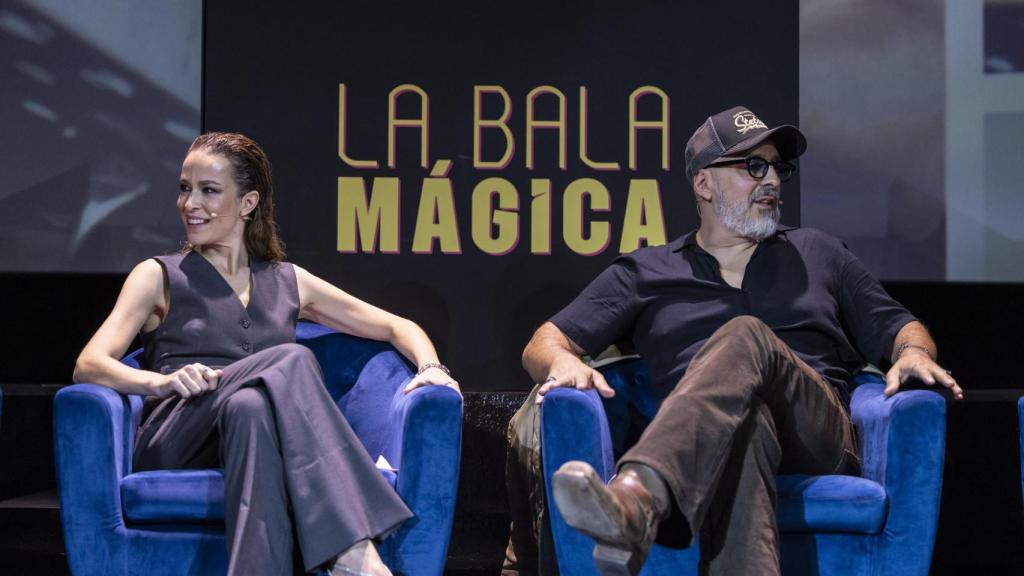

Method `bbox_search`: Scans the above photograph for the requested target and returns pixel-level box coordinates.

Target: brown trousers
[505,316,857,576]
[134,343,413,576]
[503,384,559,576]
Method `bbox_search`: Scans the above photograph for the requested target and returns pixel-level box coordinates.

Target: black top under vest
[140,251,300,374]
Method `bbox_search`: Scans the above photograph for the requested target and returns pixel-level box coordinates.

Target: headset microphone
[208,212,250,221]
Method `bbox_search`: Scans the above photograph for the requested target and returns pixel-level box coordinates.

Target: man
[511,106,962,576]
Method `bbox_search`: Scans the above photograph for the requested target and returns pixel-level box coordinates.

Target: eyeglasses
[706,156,796,182]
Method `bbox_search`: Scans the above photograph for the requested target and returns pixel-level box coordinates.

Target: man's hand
[884,349,963,400]
[535,355,615,404]
[152,363,222,399]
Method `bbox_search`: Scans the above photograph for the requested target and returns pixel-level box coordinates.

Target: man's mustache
[751,187,781,205]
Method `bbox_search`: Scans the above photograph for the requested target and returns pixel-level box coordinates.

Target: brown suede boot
[551,461,670,576]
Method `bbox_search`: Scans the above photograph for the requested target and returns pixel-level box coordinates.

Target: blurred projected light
[23,99,57,121]
[15,60,56,85]
[72,156,149,252]
[0,1,200,272]
[984,0,1024,74]
[163,119,198,143]
[80,68,134,98]
[0,9,53,44]
[984,57,1015,74]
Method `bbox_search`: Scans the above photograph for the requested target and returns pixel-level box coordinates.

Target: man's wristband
[895,342,934,361]
[417,362,451,376]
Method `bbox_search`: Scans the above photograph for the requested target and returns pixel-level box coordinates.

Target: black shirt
[550,226,916,406]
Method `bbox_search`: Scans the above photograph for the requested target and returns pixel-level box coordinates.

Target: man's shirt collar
[670,225,796,253]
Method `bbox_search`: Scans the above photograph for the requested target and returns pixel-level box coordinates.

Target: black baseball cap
[684,106,807,184]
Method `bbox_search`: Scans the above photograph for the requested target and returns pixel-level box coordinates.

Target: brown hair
[186,132,286,261]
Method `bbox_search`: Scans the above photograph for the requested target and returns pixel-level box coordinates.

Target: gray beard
[712,186,780,242]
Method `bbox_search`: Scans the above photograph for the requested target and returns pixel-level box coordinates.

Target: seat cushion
[122,467,398,524]
[122,470,226,524]
[776,474,888,534]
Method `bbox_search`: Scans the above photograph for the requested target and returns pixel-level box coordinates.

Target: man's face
[705,142,783,241]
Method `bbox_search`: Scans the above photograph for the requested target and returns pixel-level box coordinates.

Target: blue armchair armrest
[382,379,463,574]
[54,384,133,541]
[1018,396,1024,506]
[540,387,615,573]
[54,384,227,576]
[540,386,702,576]
[850,377,946,576]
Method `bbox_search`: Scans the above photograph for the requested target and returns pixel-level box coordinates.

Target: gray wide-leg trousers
[134,343,413,575]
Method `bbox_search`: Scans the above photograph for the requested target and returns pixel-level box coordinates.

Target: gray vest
[141,251,299,374]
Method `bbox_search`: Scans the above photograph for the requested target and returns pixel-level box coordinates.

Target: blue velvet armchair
[1018,396,1024,506]
[54,322,463,576]
[541,358,946,576]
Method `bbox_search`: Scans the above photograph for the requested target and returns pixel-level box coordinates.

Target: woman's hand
[152,363,223,399]
[404,366,461,396]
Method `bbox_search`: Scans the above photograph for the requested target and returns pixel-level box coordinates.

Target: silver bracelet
[895,342,933,361]
[417,362,451,376]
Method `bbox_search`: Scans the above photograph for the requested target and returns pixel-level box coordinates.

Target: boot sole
[551,462,622,541]
[552,462,647,576]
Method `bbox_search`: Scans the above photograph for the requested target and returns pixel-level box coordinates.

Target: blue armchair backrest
[296,322,415,461]
[597,358,657,458]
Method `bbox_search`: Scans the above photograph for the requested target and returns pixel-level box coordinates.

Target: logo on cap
[733,111,767,134]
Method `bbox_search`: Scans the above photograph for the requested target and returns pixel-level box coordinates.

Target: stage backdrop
[204,1,799,392]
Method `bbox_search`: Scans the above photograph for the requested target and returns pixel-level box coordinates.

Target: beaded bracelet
[417,362,451,376]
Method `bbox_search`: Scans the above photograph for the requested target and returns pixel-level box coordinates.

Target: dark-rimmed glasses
[706,156,796,182]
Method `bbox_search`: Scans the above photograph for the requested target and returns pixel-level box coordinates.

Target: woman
[73,132,458,576]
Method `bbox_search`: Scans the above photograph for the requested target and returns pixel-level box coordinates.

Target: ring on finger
[544,376,557,384]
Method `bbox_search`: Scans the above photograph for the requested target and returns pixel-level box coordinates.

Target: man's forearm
[890,320,937,363]
[522,322,583,383]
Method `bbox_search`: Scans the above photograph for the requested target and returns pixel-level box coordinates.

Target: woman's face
[177,149,258,248]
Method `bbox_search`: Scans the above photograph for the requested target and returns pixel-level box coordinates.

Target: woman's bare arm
[73,260,219,398]
[294,265,458,393]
